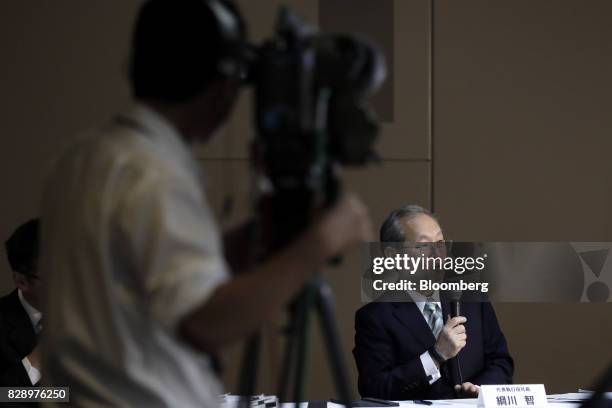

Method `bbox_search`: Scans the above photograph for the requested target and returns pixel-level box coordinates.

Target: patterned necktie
[424,299,443,339]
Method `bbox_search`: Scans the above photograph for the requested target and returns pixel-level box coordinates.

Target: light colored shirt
[18,290,41,385]
[407,290,442,385]
[41,103,230,407]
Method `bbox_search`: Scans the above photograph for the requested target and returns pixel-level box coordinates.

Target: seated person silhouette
[0,218,43,386]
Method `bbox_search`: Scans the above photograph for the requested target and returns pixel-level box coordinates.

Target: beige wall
[0,0,610,399]
[0,0,138,289]
[434,0,612,392]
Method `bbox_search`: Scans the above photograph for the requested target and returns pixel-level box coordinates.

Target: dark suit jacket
[353,297,513,400]
[0,290,38,386]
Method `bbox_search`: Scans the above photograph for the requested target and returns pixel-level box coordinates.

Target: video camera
[243,7,386,250]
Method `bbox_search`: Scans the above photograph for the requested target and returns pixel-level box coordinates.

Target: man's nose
[433,243,446,257]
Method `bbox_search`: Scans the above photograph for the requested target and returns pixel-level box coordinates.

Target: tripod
[239,273,353,407]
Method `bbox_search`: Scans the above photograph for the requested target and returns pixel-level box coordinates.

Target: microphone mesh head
[447,290,463,302]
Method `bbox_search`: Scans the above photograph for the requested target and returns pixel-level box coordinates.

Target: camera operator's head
[130,0,246,142]
[5,218,42,309]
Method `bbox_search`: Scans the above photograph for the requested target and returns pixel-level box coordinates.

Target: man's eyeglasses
[406,240,453,254]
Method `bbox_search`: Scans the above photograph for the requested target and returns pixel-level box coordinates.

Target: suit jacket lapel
[392,296,462,386]
[391,301,436,350]
[5,290,37,357]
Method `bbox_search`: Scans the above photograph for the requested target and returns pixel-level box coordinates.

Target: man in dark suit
[354,206,513,400]
[0,218,42,386]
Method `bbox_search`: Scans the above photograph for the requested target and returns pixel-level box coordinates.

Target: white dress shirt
[41,103,229,407]
[18,290,42,385]
[407,290,443,384]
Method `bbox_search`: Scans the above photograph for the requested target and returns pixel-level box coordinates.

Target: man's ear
[208,78,237,102]
[383,246,397,258]
[13,272,28,291]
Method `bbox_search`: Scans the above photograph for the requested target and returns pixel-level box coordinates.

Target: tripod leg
[278,294,306,401]
[315,278,353,407]
[278,286,317,403]
[239,334,261,408]
[278,320,296,402]
[292,285,317,403]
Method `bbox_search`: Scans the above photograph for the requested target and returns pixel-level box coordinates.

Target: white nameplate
[478,384,548,408]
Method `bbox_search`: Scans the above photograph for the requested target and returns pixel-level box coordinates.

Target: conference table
[222,392,610,408]
[277,393,608,408]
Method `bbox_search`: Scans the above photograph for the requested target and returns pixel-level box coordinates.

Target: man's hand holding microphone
[434,316,467,362]
[433,315,480,397]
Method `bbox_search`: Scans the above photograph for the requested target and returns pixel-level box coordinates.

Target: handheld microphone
[447,290,464,386]
[449,290,461,318]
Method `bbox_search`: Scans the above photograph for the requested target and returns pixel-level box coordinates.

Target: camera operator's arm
[118,169,370,355]
[222,221,255,273]
[179,193,371,354]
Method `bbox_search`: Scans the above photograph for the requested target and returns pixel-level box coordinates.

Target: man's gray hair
[379,205,436,242]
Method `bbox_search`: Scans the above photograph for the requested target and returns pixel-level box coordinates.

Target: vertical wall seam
[429,0,436,212]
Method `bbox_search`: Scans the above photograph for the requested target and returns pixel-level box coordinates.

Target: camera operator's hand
[434,316,467,361]
[315,193,372,258]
